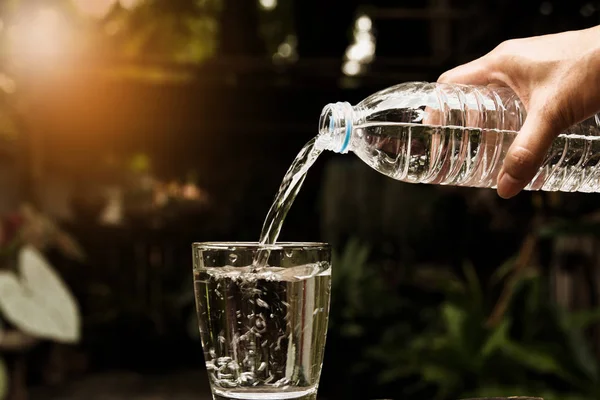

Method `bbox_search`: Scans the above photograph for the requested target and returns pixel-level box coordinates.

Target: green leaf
[556,308,600,383]
[442,302,467,342]
[502,340,579,385]
[481,318,511,357]
[568,308,600,330]
[489,256,517,286]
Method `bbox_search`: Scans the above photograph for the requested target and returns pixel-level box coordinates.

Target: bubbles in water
[206,361,217,371]
[196,260,332,394]
[228,360,240,371]
[275,335,286,351]
[256,298,270,309]
[273,377,291,387]
[255,318,266,333]
[240,372,255,384]
[217,356,232,366]
[216,379,237,388]
[265,373,275,384]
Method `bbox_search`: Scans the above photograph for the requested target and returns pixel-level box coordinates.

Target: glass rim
[192,241,330,251]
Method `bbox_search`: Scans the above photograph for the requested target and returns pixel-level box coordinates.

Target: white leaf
[0,246,81,343]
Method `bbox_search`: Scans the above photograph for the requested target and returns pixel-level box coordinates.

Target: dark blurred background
[0,0,597,399]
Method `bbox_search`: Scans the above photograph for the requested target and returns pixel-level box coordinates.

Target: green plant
[364,255,600,400]
[325,238,443,399]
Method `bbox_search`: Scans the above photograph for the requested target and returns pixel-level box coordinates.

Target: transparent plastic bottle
[315,82,600,192]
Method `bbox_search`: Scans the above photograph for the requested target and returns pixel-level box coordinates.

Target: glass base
[212,387,318,400]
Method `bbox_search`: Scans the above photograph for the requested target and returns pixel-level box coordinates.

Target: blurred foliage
[328,236,600,400]
[0,0,299,68]
[257,0,296,62]
[0,0,221,67]
[102,0,221,63]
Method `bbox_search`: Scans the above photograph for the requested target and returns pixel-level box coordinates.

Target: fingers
[497,109,563,198]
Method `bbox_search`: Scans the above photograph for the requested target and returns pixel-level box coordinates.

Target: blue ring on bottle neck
[340,118,352,153]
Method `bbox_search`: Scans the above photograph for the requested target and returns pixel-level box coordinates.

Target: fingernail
[497,170,523,199]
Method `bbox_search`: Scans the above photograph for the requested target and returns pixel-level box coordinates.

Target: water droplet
[240,372,254,383]
[217,372,233,379]
[217,357,232,366]
[273,377,291,387]
[275,335,285,350]
[256,298,269,309]
[258,362,267,372]
[228,360,240,371]
[218,336,226,344]
[229,254,238,263]
[265,373,275,384]
[270,313,274,318]
[249,349,255,355]
[255,318,266,332]
[205,361,217,371]
[284,249,293,257]
[216,379,237,388]
[209,348,216,358]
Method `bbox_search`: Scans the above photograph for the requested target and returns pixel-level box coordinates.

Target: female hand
[438,26,600,198]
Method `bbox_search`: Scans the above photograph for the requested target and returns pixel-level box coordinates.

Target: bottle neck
[315,102,354,154]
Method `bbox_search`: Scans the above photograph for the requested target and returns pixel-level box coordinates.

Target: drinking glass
[192,242,332,400]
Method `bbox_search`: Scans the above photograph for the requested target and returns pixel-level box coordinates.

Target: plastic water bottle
[315,82,600,192]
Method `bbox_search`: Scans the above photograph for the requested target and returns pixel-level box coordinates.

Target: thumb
[438,57,495,86]
[497,108,565,198]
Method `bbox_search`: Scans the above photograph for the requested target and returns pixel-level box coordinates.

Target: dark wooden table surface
[29,370,213,400]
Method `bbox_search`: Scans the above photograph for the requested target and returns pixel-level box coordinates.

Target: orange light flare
[72,0,116,19]
[8,7,73,68]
